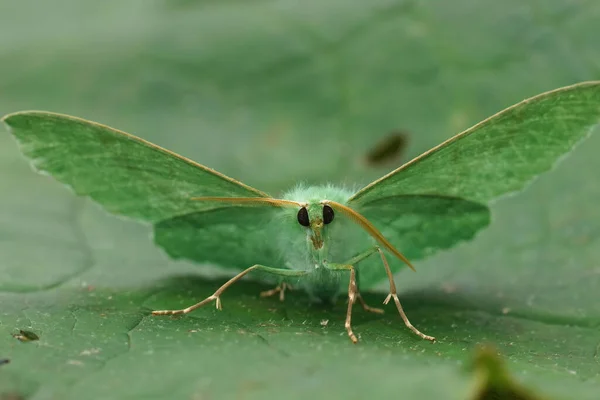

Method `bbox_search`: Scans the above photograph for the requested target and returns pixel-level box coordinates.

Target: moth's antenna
[323,200,416,272]
[191,197,306,208]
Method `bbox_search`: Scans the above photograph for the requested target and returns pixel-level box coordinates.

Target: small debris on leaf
[12,329,39,342]
[441,282,458,294]
[79,348,101,356]
[320,319,329,327]
[0,358,10,366]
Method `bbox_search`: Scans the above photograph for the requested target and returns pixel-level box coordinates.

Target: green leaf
[2,1,600,399]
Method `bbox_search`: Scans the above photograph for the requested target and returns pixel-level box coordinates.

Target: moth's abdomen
[302,267,342,304]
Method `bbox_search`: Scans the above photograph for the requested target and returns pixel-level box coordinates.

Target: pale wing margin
[2,111,268,223]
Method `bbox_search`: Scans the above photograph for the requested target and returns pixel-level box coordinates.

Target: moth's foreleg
[324,262,360,343]
[376,248,436,342]
[340,248,384,315]
[151,266,307,316]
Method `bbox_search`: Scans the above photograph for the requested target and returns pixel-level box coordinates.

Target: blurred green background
[1,1,599,399]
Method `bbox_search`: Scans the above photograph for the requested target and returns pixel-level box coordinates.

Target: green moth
[3,82,600,344]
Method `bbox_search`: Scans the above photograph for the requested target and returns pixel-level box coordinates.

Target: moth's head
[296,201,335,250]
[189,192,415,271]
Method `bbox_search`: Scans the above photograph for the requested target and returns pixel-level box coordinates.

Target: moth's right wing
[345,82,600,285]
[350,82,600,207]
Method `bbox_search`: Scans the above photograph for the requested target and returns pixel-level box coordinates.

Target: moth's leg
[338,247,433,341]
[376,248,435,342]
[340,248,385,315]
[260,282,293,302]
[356,293,384,315]
[323,263,359,343]
[355,269,384,315]
[151,266,307,316]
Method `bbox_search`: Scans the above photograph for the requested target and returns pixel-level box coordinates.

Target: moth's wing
[2,111,268,222]
[354,195,490,287]
[349,82,600,207]
[154,206,282,270]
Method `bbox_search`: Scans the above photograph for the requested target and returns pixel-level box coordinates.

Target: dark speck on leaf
[0,393,26,400]
[12,329,40,342]
[364,131,409,167]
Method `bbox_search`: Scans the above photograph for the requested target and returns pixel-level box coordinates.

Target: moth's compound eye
[322,205,334,224]
[297,207,310,227]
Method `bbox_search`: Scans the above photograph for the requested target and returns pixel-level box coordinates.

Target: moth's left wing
[3,111,287,272]
[2,111,269,223]
[350,81,600,207]
[353,195,490,286]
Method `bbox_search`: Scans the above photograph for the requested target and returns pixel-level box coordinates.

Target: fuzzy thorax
[275,185,363,302]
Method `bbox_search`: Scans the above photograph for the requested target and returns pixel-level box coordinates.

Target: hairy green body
[280,185,365,303]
